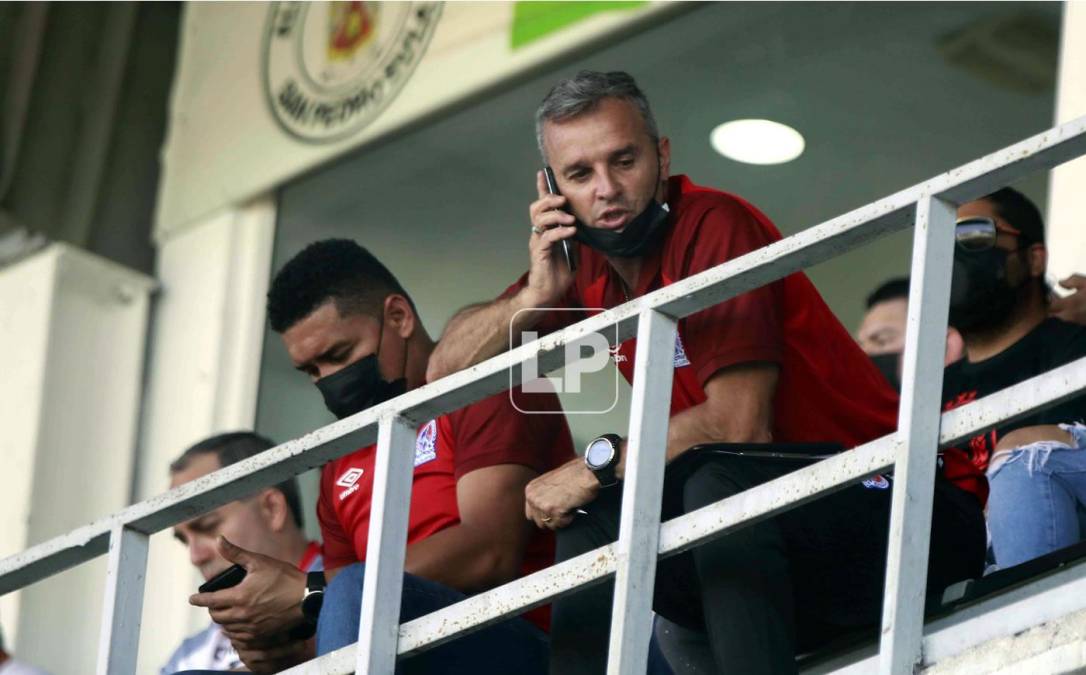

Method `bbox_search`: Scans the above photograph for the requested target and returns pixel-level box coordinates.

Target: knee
[682,461,748,512]
[995,425,1074,453]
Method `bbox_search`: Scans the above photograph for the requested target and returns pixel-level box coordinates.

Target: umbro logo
[337,468,365,500]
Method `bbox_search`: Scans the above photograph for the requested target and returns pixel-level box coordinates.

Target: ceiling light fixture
[710,119,805,165]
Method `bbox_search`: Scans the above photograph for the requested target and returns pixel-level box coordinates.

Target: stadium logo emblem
[862,474,891,490]
[263,1,442,143]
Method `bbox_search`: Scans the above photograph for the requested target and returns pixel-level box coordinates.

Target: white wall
[0,244,153,673]
[1047,1,1086,281]
[134,198,275,674]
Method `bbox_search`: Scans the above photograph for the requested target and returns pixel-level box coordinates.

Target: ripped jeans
[987,423,1086,569]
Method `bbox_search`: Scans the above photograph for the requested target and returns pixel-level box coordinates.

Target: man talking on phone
[427,70,987,673]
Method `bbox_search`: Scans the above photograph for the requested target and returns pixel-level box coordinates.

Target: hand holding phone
[542,167,577,272]
[198,563,247,593]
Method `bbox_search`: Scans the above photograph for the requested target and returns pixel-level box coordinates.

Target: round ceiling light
[710,119,805,165]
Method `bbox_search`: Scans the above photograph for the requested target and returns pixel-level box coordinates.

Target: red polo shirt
[317,387,573,630]
[502,176,981,498]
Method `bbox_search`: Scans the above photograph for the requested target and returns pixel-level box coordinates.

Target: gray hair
[535,70,659,162]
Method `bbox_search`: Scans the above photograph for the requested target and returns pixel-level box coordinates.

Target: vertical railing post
[606,309,677,674]
[356,414,418,674]
[878,195,957,674]
[96,524,149,675]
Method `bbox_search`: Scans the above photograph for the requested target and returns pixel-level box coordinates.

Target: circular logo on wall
[263,1,442,143]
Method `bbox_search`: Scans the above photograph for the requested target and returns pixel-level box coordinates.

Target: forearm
[612,397,773,481]
[403,523,527,593]
[428,292,541,382]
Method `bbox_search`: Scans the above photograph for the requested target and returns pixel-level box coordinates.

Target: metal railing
[4,117,1086,675]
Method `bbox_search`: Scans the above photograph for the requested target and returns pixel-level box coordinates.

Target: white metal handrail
[2,116,1086,674]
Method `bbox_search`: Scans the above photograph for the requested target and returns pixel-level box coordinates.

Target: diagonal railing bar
[3,116,1086,673]
[281,355,1086,673]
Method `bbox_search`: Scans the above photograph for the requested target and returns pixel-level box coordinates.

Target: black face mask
[869,352,901,392]
[573,199,671,258]
[315,354,406,419]
[947,246,1026,333]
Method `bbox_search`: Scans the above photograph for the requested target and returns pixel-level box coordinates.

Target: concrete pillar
[133,196,275,673]
[1047,2,1086,283]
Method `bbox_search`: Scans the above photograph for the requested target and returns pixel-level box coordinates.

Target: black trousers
[550,454,986,675]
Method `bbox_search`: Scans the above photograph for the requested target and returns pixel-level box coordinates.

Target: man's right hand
[523,170,578,308]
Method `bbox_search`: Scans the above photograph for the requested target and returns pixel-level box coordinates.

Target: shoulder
[161,623,218,672]
[668,176,781,248]
[1028,318,1086,364]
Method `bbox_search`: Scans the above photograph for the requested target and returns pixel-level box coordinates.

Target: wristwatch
[300,570,326,621]
[584,434,622,488]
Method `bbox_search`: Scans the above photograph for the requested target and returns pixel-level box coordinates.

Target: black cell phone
[198,563,247,593]
[542,166,577,272]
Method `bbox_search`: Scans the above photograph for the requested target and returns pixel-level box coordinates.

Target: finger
[217,536,255,569]
[189,589,236,609]
[1059,273,1086,291]
[536,170,547,200]
[1048,295,1071,315]
[530,195,568,222]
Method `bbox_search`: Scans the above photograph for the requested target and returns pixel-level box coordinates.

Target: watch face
[586,438,615,469]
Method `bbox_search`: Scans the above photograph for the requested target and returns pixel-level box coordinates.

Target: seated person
[163,432,321,674]
[858,268,1086,391]
[428,69,986,675]
[942,188,1086,570]
[188,240,574,673]
[857,277,963,389]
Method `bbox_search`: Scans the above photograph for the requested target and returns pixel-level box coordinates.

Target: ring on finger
[532,225,547,235]
[541,516,552,523]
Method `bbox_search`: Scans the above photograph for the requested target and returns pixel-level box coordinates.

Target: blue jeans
[987,423,1086,569]
[318,563,549,674]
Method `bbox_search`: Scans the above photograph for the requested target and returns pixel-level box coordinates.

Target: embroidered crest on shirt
[674,334,691,368]
[415,420,438,467]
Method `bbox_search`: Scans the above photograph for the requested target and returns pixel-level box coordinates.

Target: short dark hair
[981,187,1045,245]
[169,432,304,528]
[266,239,414,333]
[535,70,658,161]
[865,277,910,309]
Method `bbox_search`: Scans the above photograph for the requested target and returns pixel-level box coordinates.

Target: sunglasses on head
[954,216,1023,251]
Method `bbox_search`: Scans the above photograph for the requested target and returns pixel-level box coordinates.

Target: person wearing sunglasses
[941,187,1086,570]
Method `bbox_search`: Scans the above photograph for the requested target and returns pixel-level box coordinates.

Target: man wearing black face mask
[188,240,574,673]
[429,71,986,674]
[941,188,1086,570]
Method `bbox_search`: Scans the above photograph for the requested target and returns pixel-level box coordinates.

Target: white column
[0,244,153,673]
[1046,2,1086,282]
[134,196,276,673]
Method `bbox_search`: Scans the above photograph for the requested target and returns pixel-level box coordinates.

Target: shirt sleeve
[678,198,784,387]
[450,387,574,480]
[317,465,357,570]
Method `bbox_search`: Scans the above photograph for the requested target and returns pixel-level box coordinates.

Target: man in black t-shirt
[942,187,1086,570]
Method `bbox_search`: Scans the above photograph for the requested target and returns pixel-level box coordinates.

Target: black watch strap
[300,570,326,622]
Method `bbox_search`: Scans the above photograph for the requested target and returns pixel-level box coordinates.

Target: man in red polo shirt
[427,70,986,674]
[189,240,573,673]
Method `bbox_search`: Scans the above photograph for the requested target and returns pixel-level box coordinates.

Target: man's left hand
[189,537,307,643]
[525,458,599,530]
